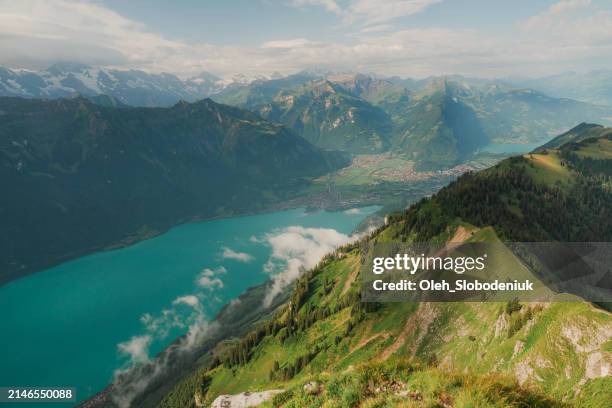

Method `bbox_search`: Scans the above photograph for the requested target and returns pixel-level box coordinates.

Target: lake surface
[479,142,543,155]
[0,206,379,405]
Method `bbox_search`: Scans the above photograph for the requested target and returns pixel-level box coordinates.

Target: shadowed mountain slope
[0,96,348,284]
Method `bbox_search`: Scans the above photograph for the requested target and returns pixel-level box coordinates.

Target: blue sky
[0,0,611,78]
[97,0,557,45]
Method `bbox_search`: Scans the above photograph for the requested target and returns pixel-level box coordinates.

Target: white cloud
[292,0,441,27]
[196,275,224,289]
[344,0,442,26]
[111,264,228,407]
[360,24,394,33]
[180,316,215,351]
[262,226,357,306]
[112,319,219,408]
[228,298,242,309]
[195,266,226,290]
[512,0,612,75]
[113,290,213,406]
[117,335,152,365]
[172,295,200,308]
[199,266,227,277]
[519,0,593,30]
[550,0,591,14]
[262,38,318,48]
[222,247,254,262]
[344,208,362,215]
[0,0,184,71]
[0,0,610,80]
[293,0,343,14]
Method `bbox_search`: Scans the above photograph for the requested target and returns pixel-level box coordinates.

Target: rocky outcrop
[210,390,284,408]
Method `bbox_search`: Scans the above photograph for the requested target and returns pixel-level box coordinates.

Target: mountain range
[4,64,611,109]
[2,64,611,169]
[0,96,347,285]
[3,68,612,284]
[510,70,612,107]
[88,124,612,408]
[256,79,393,154]
[0,63,261,107]
[216,73,612,169]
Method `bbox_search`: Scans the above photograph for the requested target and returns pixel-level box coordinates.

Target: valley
[320,153,470,185]
[2,66,611,408]
[215,73,612,170]
[2,74,551,286]
[3,63,611,171]
[296,149,505,214]
[3,2,612,408]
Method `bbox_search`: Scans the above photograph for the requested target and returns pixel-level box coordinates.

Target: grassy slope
[164,247,610,407]
[520,152,574,186]
[574,138,612,160]
[160,137,612,408]
[536,123,612,151]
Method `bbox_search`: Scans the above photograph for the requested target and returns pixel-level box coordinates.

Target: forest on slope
[0,97,347,284]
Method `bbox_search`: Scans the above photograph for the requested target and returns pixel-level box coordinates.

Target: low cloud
[293,0,441,27]
[196,266,226,289]
[117,335,152,365]
[344,0,442,26]
[360,24,394,33]
[262,38,318,48]
[262,226,358,306]
[200,266,227,277]
[113,290,217,407]
[112,319,219,408]
[222,247,254,262]
[344,208,362,215]
[172,295,200,308]
[197,276,224,289]
[228,298,242,309]
[113,261,234,405]
[520,0,592,30]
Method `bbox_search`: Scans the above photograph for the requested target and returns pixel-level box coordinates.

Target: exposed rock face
[561,320,612,353]
[515,359,544,386]
[381,302,439,359]
[561,318,612,382]
[513,340,525,358]
[585,352,611,379]
[494,313,509,338]
[210,390,284,408]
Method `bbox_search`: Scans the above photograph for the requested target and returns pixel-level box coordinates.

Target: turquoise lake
[0,206,379,405]
[479,142,543,154]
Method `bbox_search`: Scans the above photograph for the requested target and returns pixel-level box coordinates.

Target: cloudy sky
[0,0,611,78]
